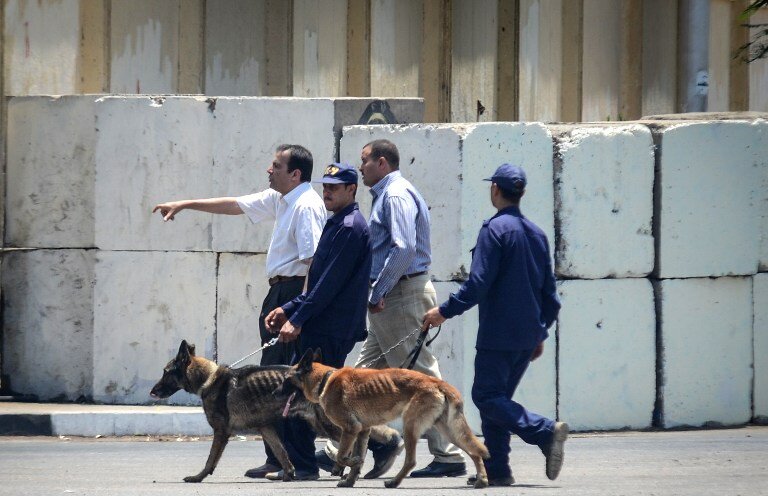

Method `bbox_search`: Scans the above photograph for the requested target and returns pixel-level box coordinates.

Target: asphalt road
[1,427,767,496]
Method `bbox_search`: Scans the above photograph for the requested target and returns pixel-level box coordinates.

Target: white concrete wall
[4,0,81,95]
[755,274,768,421]
[654,121,765,278]
[92,251,216,405]
[558,279,656,430]
[1,250,95,401]
[659,277,753,428]
[6,96,96,248]
[553,124,655,278]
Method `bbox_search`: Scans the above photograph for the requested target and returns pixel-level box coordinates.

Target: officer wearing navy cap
[422,163,568,487]
[263,163,384,480]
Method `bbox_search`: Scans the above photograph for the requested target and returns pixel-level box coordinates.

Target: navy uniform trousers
[283,333,357,473]
[471,347,555,479]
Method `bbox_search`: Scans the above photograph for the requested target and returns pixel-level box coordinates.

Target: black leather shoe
[409,461,467,478]
[363,435,404,479]
[244,462,281,478]
[467,474,514,486]
[265,469,319,481]
[315,450,335,473]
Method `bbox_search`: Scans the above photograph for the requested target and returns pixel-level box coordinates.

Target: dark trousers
[471,348,555,479]
[284,333,356,473]
[259,278,304,467]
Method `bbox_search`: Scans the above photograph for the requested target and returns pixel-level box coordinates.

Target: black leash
[401,325,442,370]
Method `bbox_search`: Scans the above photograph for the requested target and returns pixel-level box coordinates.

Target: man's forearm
[184,197,243,215]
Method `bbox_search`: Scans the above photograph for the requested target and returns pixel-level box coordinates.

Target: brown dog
[150,340,401,483]
[277,349,490,489]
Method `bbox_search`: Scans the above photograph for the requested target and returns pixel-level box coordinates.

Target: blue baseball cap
[483,163,527,191]
[315,163,358,184]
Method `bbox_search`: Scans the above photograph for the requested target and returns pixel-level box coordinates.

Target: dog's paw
[283,470,295,482]
[183,475,204,483]
[337,477,356,488]
[331,464,345,477]
[384,478,400,489]
[473,477,489,489]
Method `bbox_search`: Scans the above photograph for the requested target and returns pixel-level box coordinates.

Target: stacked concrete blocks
[92,251,217,405]
[657,277,753,428]
[1,250,95,401]
[753,274,768,423]
[6,97,97,248]
[557,279,656,430]
[652,120,763,278]
[553,124,655,279]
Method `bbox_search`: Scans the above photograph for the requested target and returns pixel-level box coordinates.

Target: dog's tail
[441,384,490,460]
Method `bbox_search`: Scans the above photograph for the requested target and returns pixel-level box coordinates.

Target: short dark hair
[277,144,313,182]
[498,185,524,203]
[365,139,400,169]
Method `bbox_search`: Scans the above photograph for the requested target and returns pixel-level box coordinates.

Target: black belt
[268,275,304,287]
[399,271,427,281]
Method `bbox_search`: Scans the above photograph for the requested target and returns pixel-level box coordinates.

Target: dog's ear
[176,340,193,366]
[312,348,323,363]
[298,348,314,372]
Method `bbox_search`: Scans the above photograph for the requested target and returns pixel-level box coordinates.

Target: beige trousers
[326,274,464,464]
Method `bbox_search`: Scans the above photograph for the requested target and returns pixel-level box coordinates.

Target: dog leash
[229,337,279,367]
[358,326,441,369]
[400,325,442,370]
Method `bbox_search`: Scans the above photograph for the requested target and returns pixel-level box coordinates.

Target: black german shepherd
[150,340,400,483]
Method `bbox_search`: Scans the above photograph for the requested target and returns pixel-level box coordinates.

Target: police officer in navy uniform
[422,164,568,487]
[264,163,401,480]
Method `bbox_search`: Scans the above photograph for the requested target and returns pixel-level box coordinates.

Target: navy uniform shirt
[281,202,371,342]
[439,206,560,351]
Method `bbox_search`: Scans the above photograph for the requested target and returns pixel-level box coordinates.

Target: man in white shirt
[153,144,326,478]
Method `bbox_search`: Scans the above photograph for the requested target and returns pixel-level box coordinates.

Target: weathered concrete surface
[2,427,768,495]
[1,249,95,401]
[215,253,269,366]
[94,96,216,251]
[92,251,216,405]
[558,279,656,430]
[210,98,335,253]
[3,0,81,95]
[659,277,753,428]
[6,97,96,248]
[652,120,765,278]
[755,274,768,422]
[553,124,655,279]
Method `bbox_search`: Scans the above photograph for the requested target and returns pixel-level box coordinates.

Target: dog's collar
[316,370,334,397]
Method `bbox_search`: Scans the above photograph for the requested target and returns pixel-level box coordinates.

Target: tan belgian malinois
[277,349,490,489]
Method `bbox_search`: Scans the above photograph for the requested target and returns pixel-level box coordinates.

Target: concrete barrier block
[754,274,768,421]
[760,121,768,271]
[659,277,752,427]
[94,96,216,251]
[558,279,656,430]
[6,97,97,247]
[462,123,556,271]
[340,125,464,281]
[216,253,269,366]
[1,250,95,401]
[93,251,216,405]
[654,121,763,277]
[553,124,655,278]
[210,98,335,253]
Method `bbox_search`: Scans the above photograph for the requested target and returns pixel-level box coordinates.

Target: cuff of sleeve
[438,301,455,319]
[281,301,297,319]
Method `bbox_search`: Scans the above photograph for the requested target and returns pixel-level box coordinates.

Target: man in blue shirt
[422,164,568,487]
[264,163,401,480]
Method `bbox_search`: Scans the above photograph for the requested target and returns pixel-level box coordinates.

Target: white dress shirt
[236,182,326,278]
